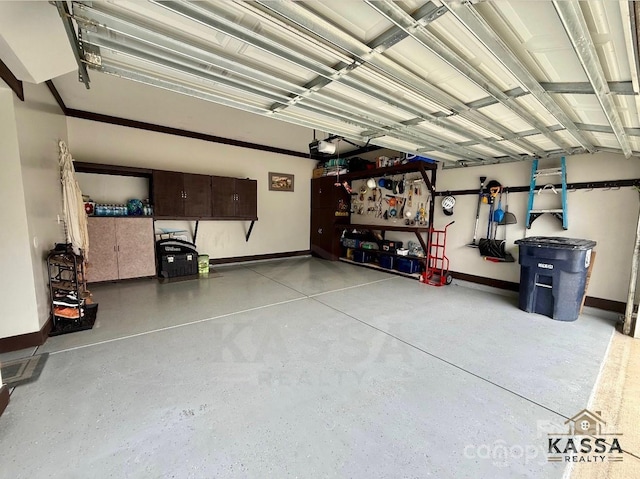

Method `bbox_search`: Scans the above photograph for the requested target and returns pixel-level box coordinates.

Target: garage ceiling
[58,0,640,165]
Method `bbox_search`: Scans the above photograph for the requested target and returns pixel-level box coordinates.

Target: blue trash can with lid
[514,237,596,321]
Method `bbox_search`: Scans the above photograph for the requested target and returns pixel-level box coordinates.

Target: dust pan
[497,188,517,225]
[498,211,517,225]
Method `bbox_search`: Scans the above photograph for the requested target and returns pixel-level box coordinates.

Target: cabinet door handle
[318,228,323,234]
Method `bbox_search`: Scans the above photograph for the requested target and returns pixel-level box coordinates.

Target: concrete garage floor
[0,257,619,478]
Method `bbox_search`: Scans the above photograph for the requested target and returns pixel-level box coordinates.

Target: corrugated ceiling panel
[476,103,535,133]
[383,36,490,104]
[374,135,422,153]
[561,94,610,126]
[478,1,589,83]
[350,65,450,114]
[554,129,593,148]
[319,81,417,122]
[615,95,640,128]
[301,0,394,43]
[629,137,640,151]
[590,131,628,149]
[444,115,503,140]
[427,12,523,93]
[581,1,632,81]
[413,122,472,144]
[237,44,320,83]
[281,105,366,136]
[466,143,506,158]
[513,95,574,128]
[517,133,563,152]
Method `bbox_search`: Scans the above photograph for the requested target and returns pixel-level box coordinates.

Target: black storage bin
[514,237,596,321]
[156,238,199,278]
[381,240,403,253]
[160,254,198,278]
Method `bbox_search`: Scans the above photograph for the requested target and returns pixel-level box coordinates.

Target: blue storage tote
[379,254,394,269]
[395,257,421,274]
[353,250,373,263]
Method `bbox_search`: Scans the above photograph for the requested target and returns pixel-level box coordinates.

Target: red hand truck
[421,221,455,286]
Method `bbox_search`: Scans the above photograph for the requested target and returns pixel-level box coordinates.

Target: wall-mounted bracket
[246,221,255,242]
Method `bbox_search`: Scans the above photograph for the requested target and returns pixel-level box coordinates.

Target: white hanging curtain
[58,140,89,260]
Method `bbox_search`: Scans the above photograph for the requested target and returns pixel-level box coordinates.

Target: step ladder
[526,157,568,229]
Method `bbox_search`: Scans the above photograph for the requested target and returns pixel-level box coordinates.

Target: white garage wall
[76,173,149,205]
[5,83,67,337]
[435,153,640,303]
[13,82,69,331]
[67,118,315,259]
[0,87,39,338]
[0,85,57,338]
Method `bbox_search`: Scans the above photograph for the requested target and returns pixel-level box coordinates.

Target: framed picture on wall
[269,172,294,192]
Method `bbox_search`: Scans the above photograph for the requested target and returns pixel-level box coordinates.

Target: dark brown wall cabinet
[310,176,350,260]
[154,170,257,220]
[211,176,257,219]
[153,171,212,218]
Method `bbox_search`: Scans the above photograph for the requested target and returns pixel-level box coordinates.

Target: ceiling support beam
[54,1,91,89]
[540,81,636,95]
[465,88,528,110]
[440,81,635,112]
[444,1,595,153]
[0,58,23,101]
[575,122,640,137]
[553,1,632,158]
